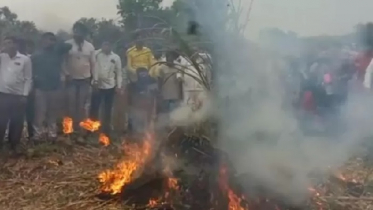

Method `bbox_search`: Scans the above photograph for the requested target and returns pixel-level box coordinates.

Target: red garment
[355,51,373,81]
[301,91,316,113]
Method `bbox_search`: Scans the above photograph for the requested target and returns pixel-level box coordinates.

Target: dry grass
[2,135,373,210]
[0,137,125,210]
[311,157,373,210]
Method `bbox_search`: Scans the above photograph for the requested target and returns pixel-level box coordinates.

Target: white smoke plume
[180,0,373,204]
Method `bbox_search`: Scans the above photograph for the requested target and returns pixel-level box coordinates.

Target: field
[1,135,373,210]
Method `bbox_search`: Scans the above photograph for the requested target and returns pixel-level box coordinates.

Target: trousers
[33,89,60,139]
[65,78,91,131]
[89,88,115,134]
[0,93,26,150]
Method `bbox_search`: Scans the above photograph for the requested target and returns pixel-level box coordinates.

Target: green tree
[0,7,39,41]
[117,0,164,32]
[75,18,126,52]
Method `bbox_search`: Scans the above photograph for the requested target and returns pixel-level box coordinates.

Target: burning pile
[58,120,373,210]
[94,130,318,210]
[98,133,152,195]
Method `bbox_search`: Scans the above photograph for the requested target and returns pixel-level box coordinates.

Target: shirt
[126,46,158,82]
[355,51,373,82]
[0,52,32,96]
[31,43,72,90]
[64,39,96,80]
[94,50,122,89]
[126,46,154,72]
[176,54,211,91]
[158,64,181,100]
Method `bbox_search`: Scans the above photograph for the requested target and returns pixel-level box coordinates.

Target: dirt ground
[1,136,373,210]
[0,137,127,210]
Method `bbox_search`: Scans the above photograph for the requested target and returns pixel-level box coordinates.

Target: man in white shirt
[64,22,96,132]
[176,51,211,110]
[0,36,32,153]
[89,41,122,135]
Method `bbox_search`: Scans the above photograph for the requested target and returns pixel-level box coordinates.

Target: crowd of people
[5,20,373,155]
[282,42,373,134]
[0,22,211,155]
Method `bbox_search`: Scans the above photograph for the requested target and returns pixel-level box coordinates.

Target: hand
[116,88,123,95]
[92,80,99,88]
[64,75,72,82]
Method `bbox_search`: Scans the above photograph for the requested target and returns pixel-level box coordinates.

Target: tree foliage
[0,7,39,41]
[117,0,164,32]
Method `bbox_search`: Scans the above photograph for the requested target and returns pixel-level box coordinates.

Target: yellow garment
[126,46,158,78]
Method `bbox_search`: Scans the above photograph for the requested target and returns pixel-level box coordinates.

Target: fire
[219,165,248,210]
[79,118,101,132]
[62,117,73,134]
[99,133,110,146]
[167,177,179,190]
[148,198,158,207]
[228,190,246,210]
[98,134,152,195]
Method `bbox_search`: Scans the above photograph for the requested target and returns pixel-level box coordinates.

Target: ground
[1,136,373,210]
[0,137,126,210]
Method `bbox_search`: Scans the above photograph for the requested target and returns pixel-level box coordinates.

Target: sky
[1,0,373,39]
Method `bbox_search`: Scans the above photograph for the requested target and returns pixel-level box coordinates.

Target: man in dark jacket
[31,32,72,141]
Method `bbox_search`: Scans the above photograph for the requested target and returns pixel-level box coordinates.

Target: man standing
[126,37,158,133]
[90,41,122,135]
[32,33,72,141]
[64,22,96,132]
[158,51,182,113]
[126,38,157,81]
[177,51,211,110]
[0,36,32,153]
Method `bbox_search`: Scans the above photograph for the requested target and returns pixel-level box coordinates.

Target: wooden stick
[320,196,373,201]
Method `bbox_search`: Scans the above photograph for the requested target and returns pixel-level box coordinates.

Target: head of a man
[135,39,144,50]
[166,51,178,66]
[72,22,88,43]
[2,36,18,55]
[42,32,57,50]
[101,41,112,54]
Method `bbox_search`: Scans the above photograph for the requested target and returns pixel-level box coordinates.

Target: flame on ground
[98,133,152,195]
[167,178,179,190]
[99,133,110,146]
[62,117,73,134]
[219,165,248,210]
[227,190,247,210]
[148,198,159,207]
[80,118,101,132]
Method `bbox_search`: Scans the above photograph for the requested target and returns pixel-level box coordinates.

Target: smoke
[181,0,373,204]
[170,95,212,126]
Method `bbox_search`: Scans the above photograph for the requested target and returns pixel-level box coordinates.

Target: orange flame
[219,165,248,210]
[98,134,152,195]
[62,117,73,134]
[228,190,247,210]
[79,118,101,132]
[99,133,110,146]
[167,177,179,190]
